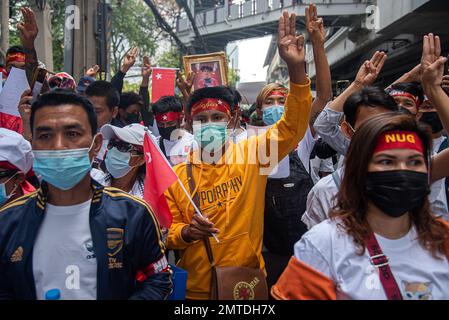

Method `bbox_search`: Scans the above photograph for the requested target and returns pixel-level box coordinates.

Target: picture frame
[183,52,228,91]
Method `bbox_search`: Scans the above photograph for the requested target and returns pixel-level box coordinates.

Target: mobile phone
[336,80,350,96]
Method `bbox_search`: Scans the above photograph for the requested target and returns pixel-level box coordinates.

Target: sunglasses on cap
[0,169,18,180]
[107,140,143,154]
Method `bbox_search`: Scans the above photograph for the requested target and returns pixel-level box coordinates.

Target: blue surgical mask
[0,174,18,206]
[193,122,229,152]
[263,105,285,125]
[105,147,132,179]
[33,141,95,191]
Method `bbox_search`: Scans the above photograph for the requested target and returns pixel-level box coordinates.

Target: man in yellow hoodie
[165,10,312,300]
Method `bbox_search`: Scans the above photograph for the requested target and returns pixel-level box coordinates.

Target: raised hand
[121,47,139,74]
[141,56,152,79]
[305,3,326,44]
[421,33,447,88]
[278,11,305,67]
[86,65,100,78]
[354,51,387,86]
[17,7,39,49]
[177,71,195,101]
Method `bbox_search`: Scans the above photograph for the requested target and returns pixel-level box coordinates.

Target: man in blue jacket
[0,90,172,300]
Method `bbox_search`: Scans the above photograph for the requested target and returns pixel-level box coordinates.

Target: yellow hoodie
[165,80,312,300]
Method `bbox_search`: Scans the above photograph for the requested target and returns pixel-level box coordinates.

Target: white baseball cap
[100,123,146,146]
[0,128,34,173]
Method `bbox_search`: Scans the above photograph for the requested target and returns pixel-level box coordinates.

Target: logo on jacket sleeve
[10,246,23,263]
[107,228,124,257]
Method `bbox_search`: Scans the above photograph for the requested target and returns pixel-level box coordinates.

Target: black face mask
[420,112,443,134]
[365,170,429,218]
[158,125,178,141]
[126,113,141,124]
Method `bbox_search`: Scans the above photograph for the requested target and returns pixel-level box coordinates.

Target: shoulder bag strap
[186,162,218,297]
[366,233,403,300]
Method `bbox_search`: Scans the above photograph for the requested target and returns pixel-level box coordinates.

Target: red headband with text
[388,90,421,108]
[191,98,231,117]
[374,131,424,155]
[155,112,182,123]
[6,53,25,65]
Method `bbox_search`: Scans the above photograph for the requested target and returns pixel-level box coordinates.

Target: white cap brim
[100,124,145,146]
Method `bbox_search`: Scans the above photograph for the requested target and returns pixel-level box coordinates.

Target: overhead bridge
[176,0,374,52]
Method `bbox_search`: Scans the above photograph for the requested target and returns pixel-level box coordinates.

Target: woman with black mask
[272,112,449,300]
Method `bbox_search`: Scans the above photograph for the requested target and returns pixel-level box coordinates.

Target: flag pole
[144,129,219,243]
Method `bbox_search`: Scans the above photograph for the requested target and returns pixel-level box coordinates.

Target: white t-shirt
[429,136,448,220]
[302,167,344,229]
[295,219,449,300]
[33,200,97,300]
[310,157,335,184]
[269,127,317,179]
[157,130,194,166]
[297,127,317,174]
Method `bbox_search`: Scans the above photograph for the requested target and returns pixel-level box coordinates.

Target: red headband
[374,131,424,155]
[0,161,19,171]
[269,90,288,98]
[155,112,182,123]
[191,98,231,117]
[389,90,421,108]
[6,53,25,64]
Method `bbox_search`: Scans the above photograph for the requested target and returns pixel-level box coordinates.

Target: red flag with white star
[151,68,177,103]
[143,132,178,228]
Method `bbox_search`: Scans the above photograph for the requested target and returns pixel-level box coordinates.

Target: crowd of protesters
[0,4,448,300]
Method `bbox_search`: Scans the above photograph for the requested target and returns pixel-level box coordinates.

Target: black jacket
[0,180,172,300]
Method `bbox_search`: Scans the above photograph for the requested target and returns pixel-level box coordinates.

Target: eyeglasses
[0,169,18,180]
[107,140,143,154]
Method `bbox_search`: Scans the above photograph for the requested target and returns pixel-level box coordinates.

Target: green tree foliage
[157,46,181,69]
[110,0,160,74]
[8,0,65,71]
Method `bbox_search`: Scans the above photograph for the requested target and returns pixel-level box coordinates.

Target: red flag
[143,133,178,228]
[151,68,176,103]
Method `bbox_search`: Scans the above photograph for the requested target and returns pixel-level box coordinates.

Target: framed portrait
[183,52,228,91]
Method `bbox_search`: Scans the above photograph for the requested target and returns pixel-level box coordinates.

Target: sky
[229,35,272,83]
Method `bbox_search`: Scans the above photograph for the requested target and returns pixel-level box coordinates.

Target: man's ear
[112,106,119,118]
[90,133,103,160]
[341,121,354,140]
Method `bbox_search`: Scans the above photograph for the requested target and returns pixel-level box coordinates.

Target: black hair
[344,86,399,127]
[200,65,213,72]
[387,82,425,105]
[85,81,120,111]
[6,45,24,57]
[152,96,183,115]
[186,86,235,114]
[227,87,242,107]
[119,92,143,111]
[30,89,98,136]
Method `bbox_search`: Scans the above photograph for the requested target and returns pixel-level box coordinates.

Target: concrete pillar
[0,0,9,61]
[64,0,100,80]
[31,3,54,71]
